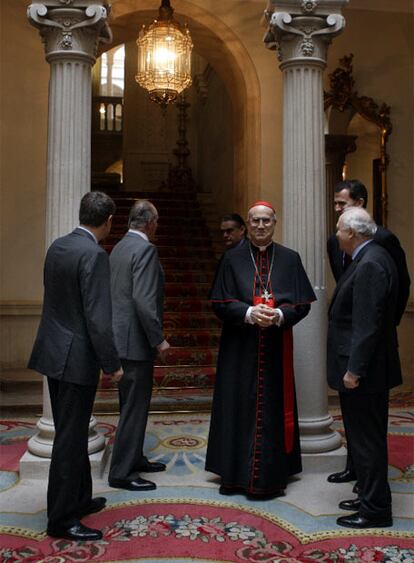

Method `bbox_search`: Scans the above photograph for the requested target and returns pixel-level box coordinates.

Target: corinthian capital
[27,1,112,64]
[264,0,348,67]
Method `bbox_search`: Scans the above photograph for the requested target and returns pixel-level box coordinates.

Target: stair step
[165,283,212,298]
[166,331,220,347]
[165,298,212,312]
[160,258,217,268]
[164,313,220,329]
[164,271,215,283]
[158,346,217,366]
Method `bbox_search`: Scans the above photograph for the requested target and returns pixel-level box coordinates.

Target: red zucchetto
[248,201,276,213]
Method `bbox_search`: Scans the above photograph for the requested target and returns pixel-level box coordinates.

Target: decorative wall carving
[264,9,345,65]
[27,3,112,63]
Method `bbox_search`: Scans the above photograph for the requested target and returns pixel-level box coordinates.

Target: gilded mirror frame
[324,54,392,227]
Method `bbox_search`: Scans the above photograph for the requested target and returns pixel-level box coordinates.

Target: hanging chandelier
[135,0,193,107]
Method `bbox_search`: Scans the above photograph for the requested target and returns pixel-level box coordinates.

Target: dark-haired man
[29,191,123,541]
[220,213,247,250]
[108,200,169,491]
[327,179,410,486]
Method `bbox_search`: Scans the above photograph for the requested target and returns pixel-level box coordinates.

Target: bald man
[206,202,316,499]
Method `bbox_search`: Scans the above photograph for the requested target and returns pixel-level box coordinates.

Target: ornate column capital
[264,0,348,68]
[27,1,112,64]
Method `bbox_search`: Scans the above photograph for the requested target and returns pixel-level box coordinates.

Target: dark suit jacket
[28,228,121,385]
[327,226,410,325]
[110,232,165,361]
[327,242,402,394]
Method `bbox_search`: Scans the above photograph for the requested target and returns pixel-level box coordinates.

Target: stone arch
[106,0,261,212]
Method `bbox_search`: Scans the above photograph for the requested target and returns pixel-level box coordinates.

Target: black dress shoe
[138,460,166,473]
[353,482,361,495]
[339,498,361,511]
[78,497,106,518]
[47,522,103,541]
[327,469,357,483]
[336,512,393,529]
[108,477,156,491]
[219,485,243,496]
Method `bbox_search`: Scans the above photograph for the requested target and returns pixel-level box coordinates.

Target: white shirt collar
[352,238,373,260]
[78,226,98,244]
[128,228,148,242]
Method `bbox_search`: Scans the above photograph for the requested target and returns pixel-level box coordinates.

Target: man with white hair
[206,201,316,499]
[328,207,402,529]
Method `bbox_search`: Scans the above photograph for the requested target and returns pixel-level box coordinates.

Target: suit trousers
[109,359,154,482]
[47,377,97,529]
[339,393,355,474]
[340,391,391,519]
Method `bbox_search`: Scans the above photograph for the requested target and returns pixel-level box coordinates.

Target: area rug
[0,393,413,562]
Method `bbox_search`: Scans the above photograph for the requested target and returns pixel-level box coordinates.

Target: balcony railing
[92,96,123,134]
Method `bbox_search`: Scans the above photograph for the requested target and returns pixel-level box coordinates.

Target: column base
[27,414,106,458]
[20,440,111,480]
[302,445,347,472]
[299,412,343,453]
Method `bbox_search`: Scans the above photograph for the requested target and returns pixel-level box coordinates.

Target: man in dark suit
[28,191,123,541]
[326,179,410,486]
[220,213,247,250]
[108,200,169,491]
[328,207,402,528]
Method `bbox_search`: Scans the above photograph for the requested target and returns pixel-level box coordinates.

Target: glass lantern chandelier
[136,0,193,107]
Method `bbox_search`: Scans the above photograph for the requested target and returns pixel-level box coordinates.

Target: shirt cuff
[245,306,255,324]
[157,339,169,352]
[275,308,284,326]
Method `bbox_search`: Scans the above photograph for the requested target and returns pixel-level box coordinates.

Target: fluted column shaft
[265,0,348,452]
[26,1,112,458]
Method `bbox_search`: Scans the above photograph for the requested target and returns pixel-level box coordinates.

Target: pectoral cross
[262,289,273,303]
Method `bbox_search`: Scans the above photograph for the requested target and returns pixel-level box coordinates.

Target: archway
[103,0,261,214]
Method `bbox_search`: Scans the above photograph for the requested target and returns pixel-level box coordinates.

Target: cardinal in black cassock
[206,201,316,498]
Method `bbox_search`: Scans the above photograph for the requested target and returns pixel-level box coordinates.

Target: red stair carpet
[101,190,219,410]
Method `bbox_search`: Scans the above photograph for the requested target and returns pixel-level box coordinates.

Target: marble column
[25,1,112,459]
[325,134,356,234]
[264,0,347,452]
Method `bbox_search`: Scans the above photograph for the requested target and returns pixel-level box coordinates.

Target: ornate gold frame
[324,54,392,226]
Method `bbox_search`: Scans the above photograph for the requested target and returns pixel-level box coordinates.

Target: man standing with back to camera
[108,200,169,492]
[326,179,410,488]
[28,191,123,541]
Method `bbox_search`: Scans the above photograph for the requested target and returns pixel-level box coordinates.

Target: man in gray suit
[109,200,169,491]
[29,191,123,541]
[328,208,402,529]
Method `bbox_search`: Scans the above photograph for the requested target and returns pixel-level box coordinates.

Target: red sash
[283,328,295,453]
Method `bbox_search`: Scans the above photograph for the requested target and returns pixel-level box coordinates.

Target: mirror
[324,54,392,231]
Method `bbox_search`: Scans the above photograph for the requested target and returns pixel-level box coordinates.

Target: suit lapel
[329,259,357,313]
[329,242,373,313]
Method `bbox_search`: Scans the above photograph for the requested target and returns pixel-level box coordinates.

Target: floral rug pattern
[0,394,413,562]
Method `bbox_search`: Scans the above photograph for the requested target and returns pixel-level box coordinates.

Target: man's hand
[105,367,124,384]
[343,370,360,389]
[157,339,170,362]
[250,304,277,328]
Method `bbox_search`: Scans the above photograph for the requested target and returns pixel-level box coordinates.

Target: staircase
[0,190,221,416]
[99,190,220,412]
